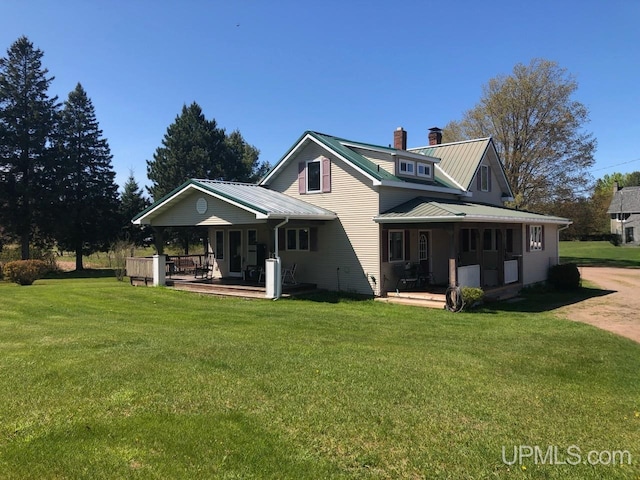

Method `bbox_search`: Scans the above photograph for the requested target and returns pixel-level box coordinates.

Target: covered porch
[379,224,523,298]
[130,179,337,299]
[375,198,548,299]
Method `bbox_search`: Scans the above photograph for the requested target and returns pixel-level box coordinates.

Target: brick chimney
[428,127,442,145]
[393,127,407,150]
[614,181,620,194]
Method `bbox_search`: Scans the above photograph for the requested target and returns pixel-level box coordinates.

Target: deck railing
[126,257,154,279]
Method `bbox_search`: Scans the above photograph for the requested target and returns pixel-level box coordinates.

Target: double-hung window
[286,228,310,251]
[306,160,321,193]
[299,157,330,194]
[389,230,404,262]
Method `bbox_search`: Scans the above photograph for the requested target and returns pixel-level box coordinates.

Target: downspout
[557,223,571,264]
[274,216,290,259]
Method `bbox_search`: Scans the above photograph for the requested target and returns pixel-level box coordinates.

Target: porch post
[152,254,166,286]
[449,225,458,287]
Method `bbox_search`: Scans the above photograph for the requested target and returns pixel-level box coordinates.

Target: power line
[591,157,640,173]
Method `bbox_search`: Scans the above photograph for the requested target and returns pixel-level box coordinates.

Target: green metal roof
[374,197,571,224]
[261,131,461,191]
[411,138,492,190]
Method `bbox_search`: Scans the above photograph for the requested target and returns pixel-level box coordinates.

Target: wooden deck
[163,275,318,299]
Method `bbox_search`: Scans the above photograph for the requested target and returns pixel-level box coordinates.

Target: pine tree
[146,102,226,201]
[146,102,268,200]
[119,171,150,246]
[55,83,119,270]
[0,36,59,259]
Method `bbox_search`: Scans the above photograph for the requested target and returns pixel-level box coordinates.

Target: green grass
[560,240,640,267]
[1,278,639,479]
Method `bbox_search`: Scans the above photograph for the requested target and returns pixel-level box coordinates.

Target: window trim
[214,230,224,260]
[398,159,415,176]
[388,229,405,263]
[285,227,310,251]
[462,228,477,253]
[416,162,432,178]
[529,225,543,251]
[306,159,321,193]
[480,165,490,192]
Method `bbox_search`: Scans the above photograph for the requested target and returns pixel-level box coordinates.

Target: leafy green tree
[119,171,151,246]
[55,83,119,270]
[444,59,596,210]
[0,36,59,259]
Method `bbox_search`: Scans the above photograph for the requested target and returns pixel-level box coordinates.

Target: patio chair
[194,255,214,279]
[395,262,418,292]
[282,263,297,285]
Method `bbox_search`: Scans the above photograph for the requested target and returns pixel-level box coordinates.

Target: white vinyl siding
[521,223,559,286]
[269,142,380,295]
[152,190,258,226]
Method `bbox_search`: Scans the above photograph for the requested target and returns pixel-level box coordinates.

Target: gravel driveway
[556,266,640,343]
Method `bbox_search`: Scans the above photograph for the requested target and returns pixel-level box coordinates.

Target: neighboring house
[607,182,640,245]
[133,127,570,296]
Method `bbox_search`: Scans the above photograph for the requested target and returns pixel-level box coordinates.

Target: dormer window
[417,162,432,178]
[397,157,434,180]
[399,160,415,175]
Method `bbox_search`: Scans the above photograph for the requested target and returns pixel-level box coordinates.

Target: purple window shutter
[322,157,331,193]
[298,162,306,194]
[310,227,318,251]
[382,230,389,262]
[404,230,410,261]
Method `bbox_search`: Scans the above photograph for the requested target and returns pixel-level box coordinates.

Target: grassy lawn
[1,276,639,479]
[560,240,640,267]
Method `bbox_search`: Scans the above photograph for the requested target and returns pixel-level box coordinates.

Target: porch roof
[374,197,571,225]
[133,179,337,225]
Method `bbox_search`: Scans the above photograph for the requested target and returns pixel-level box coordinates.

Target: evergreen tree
[146,102,267,253]
[119,171,151,246]
[146,102,226,201]
[225,129,268,182]
[55,83,119,270]
[0,36,59,259]
[146,102,267,200]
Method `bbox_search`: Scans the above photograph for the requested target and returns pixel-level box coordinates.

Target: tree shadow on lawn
[45,268,116,279]
[484,286,615,314]
[560,257,640,268]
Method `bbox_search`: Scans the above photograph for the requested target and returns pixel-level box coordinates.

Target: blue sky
[2,0,639,194]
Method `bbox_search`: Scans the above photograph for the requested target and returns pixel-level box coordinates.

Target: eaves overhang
[378,179,470,196]
[132,179,337,225]
[374,214,573,225]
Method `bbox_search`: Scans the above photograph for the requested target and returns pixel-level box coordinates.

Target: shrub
[2,260,50,285]
[610,234,622,246]
[548,263,581,290]
[110,240,135,281]
[461,287,484,309]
